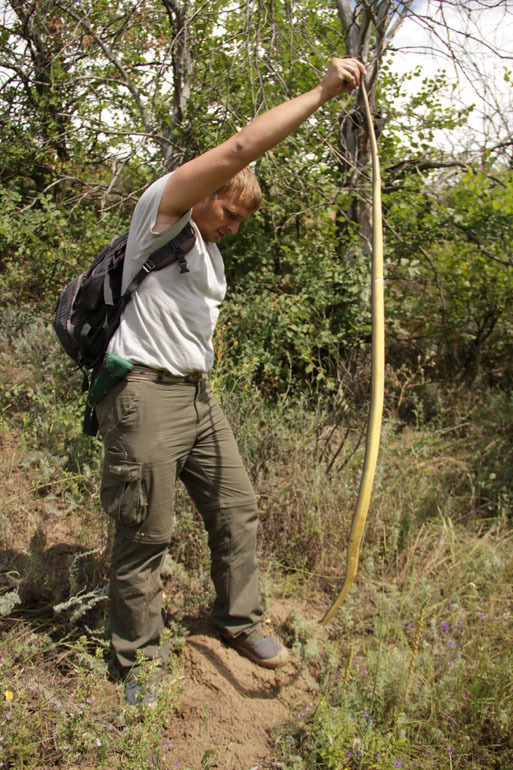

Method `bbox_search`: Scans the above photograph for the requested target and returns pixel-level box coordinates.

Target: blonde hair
[214,166,262,212]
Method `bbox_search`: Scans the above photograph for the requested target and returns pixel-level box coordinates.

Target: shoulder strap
[123,222,196,300]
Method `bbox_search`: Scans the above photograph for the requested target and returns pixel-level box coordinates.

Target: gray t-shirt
[107,173,227,375]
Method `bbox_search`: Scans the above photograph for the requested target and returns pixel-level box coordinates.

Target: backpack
[54,221,196,434]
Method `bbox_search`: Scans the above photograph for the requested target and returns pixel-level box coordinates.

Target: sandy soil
[161,602,315,770]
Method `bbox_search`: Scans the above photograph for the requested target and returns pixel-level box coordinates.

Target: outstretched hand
[320,57,367,98]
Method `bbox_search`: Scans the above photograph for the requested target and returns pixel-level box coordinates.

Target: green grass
[275,523,513,769]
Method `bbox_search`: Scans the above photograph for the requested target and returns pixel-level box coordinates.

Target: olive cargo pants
[95,376,263,673]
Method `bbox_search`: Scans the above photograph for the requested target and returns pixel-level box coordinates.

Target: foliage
[277,526,513,770]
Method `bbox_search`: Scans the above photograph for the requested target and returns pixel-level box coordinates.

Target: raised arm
[155,57,366,231]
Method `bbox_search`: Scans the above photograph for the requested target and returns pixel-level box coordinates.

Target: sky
[388,0,513,153]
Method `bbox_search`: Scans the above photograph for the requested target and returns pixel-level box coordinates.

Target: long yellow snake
[320,81,385,625]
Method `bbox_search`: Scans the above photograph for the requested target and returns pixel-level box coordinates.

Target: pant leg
[96,378,198,672]
[109,536,168,673]
[180,381,263,644]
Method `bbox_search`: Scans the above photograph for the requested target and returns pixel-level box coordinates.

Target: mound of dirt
[163,600,315,770]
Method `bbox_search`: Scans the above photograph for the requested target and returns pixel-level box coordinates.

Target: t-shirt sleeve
[121,172,191,292]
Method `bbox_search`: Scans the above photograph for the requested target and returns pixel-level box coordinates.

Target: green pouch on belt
[87,353,133,407]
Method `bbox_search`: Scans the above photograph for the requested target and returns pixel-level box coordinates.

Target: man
[95,57,366,703]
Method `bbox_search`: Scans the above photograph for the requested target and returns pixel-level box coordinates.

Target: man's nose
[226,221,240,235]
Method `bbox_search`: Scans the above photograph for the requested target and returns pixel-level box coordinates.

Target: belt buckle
[186,370,204,382]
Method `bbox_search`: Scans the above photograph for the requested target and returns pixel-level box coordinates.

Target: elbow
[227,132,255,165]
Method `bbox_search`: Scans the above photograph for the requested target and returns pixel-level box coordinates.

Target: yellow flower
[4,690,13,702]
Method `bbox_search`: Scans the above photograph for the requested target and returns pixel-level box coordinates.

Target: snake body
[320,81,385,625]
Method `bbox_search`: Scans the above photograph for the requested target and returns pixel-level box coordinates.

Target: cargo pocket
[100,453,148,527]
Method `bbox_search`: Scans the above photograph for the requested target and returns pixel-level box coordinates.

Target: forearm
[225,83,331,164]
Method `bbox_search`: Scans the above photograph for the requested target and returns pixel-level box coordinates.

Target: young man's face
[192,191,254,243]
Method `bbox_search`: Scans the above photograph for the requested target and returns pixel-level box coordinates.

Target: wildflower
[86,696,95,704]
[3,691,13,703]
[305,705,310,712]
[447,748,452,756]
[298,713,304,719]
[441,622,450,633]
[449,640,455,649]
[346,750,352,758]
[394,761,402,768]
[162,740,173,749]
[174,762,180,768]
[363,669,368,675]
[95,739,101,747]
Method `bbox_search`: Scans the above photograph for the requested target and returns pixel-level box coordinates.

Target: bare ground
[162,601,316,770]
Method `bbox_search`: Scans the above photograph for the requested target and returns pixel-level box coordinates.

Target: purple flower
[447,748,452,756]
[346,750,352,758]
[449,640,455,649]
[394,761,402,768]
[442,621,450,633]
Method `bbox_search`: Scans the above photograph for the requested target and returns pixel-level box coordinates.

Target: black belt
[126,365,206,383]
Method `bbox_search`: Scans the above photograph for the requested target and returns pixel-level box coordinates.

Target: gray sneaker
[230,636,289,668]
[125,679,158,707]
